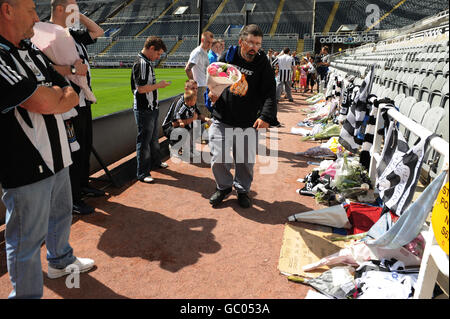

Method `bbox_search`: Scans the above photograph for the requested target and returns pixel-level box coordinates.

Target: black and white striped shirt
[175,101,200,131]
[274,54,295,82]
[131,53,158,111]
[69,28,96,107]
[0,36,72,189]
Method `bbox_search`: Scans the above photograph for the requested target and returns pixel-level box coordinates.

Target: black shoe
[73,200,95,215]
[237,193,252,209]
[209,188,232,207]
[82,187,106,198]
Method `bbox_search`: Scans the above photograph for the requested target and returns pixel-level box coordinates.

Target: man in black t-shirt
[0,0,95,299]
[49,0,105,215]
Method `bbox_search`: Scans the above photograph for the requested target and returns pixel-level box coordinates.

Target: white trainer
[140,176,155,183]
[47,257,95,279]
[159,162,169,169]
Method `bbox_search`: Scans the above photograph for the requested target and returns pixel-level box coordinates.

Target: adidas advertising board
[318,34,378,44]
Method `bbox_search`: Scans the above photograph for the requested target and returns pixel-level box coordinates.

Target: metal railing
[369,105,449,300]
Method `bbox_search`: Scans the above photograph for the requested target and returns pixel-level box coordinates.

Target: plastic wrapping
[288,205,351,229]
[206,62,242,96]
[32,22,96,103]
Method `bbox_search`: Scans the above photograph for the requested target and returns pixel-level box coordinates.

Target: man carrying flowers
[207,25,277,209]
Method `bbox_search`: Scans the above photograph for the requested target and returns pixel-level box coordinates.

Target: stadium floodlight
[337,24,359,33]
[173,6,189,16]
[241,3,256,26]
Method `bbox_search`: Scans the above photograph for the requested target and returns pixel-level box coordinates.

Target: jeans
[134,108,162,180]
[209,120,257,194]
[2,167,76,299]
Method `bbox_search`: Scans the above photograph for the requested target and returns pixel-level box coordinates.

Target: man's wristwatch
[70,65,77,75]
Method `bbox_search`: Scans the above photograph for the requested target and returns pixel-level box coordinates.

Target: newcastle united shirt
[131,53,158,111]
[0,36,72,189]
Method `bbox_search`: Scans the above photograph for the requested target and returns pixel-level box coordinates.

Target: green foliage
[302,124,341,141]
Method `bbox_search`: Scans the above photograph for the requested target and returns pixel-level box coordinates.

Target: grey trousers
[208,120,257,194]
[276,79,293,101]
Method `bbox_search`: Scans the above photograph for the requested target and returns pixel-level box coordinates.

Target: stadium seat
[414,62,424,73]
[374,85,384,98]
[433,62,446,76]
[419,62,431,74]
[440,79,449,108]
[411,74,427,99]
[398,96,418,137]
[407,101,431,145]
[387,90,398,100]
[430,104,450,177]
[417,53,427,62]
[428,76,447,108]
[392,72,405,93]
[399,96,418,120]
[394,93,406,108]
[426,62,438,76]
[443,63,449,78]
[409,61,420,73]
[427,44,437,53]
[418,75,437,102]
[374,68,384,84]
[398,72,412,93]
[402,74,416,96]
[421,106,446,135]
[420,106,447,178]
[438,52,448,63]
[385,72,396,89]
[377,85,387,98]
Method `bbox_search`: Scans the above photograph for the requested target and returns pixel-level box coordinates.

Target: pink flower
[208,68,218,76]
[219,72,227,77]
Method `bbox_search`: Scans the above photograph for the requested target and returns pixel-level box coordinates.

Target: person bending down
[172,90,211,159]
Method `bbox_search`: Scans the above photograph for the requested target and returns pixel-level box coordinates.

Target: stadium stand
[84,0,129,24]
[276,0,313,36]
[86,37,113,57]
[106,0,169,23]
[35,0,448,71]
[35,0,51,20]
[316,0,450,32]
[88,0,450,66]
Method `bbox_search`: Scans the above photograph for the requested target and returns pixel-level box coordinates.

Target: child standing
[294,65,301,92]
[300,61,308,92]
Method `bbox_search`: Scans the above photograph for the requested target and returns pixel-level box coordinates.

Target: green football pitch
[90,68,187,119]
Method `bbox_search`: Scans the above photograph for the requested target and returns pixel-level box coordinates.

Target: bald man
[186,31,214,118]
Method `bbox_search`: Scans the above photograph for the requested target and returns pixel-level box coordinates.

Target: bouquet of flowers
[31,22,97,104]
[207,62,242,97]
